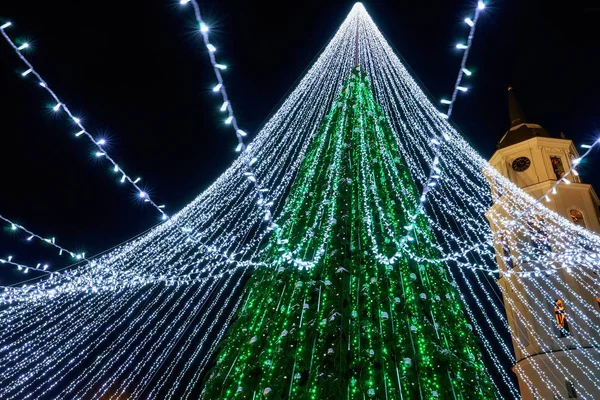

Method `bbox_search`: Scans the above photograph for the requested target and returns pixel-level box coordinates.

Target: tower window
[550,156,565,180]
[566,379,578,398]
[554,299,571,337]
[569,210,585,228]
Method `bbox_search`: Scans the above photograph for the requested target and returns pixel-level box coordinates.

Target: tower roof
[497,87,550,149]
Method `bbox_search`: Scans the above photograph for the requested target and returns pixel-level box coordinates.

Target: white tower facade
[486,88,600,399]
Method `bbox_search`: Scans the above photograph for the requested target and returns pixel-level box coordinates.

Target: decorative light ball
[295,373,301,380]
[303,303,309,309]
[295,281,303,288]
[237,387,243,392]
[328,348,334,354]
[433,391,439,397]
[369,349,375,355]
[368,388,376,397]
[434,295,441,301]
[370,277,377,283]
[420,293,427,300]
[445,294,451,300]
[281,330,288,337]
[466,323,473,331]
[404,357,412,366]
[277,267,284,273]
[263,387,272,396]
[380,311,388,320]
[394,297,401,304]
[351,310,358,318]
[410,273,417,281]
[324,280,332,286]
[410,325,417,332]
[250,336,257,344]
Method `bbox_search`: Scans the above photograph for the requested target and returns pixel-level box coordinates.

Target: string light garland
[0,24,169,223]
[178,0,277,230]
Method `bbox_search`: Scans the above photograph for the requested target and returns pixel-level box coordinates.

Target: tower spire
[508,86,527,127]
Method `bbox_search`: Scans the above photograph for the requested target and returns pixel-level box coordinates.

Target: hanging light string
[0,214,83,261]
[0,21,249,269]
[179,0,276,230]
[400,0,486,243]
[0,256,50,275]
[0,24,169,222]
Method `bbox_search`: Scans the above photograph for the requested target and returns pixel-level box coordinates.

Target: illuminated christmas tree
[201,68,494,399]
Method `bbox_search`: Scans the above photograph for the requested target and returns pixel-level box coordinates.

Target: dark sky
[1,0,599,285]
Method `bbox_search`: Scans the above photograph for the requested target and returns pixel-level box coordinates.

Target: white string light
[0,26,169,222]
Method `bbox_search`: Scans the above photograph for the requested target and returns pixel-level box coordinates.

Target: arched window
[554,299,571,337]
[569,210,585,228]
[550,156,565,179]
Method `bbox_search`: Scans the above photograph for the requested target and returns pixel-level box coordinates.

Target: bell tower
[485,87,600,399]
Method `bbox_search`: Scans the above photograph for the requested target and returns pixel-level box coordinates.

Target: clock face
[512,156,531,172]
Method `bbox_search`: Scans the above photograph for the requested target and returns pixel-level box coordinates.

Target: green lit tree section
[201,69,494,399]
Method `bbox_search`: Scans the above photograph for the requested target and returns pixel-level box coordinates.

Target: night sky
[1,0,599,288]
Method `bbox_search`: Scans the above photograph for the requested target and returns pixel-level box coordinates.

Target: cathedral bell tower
[485,87,600,399]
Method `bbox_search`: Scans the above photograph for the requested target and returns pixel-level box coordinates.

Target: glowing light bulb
[95,152,105,157]
[120,175,126,183]
[96,139,106,145]
[563,178,572,185]
[113,165,119,172]
[22,68,32,76]
[457,86,468,92]
[456,44,468,50]
[17,43,29,50]
[440,99,451,105]
[235,143,243,152]
[180,0,191,4]
[53,103,61,111]
[213,83,222,92]
[161,214,168,221]
[75,130,85,137]
[215,64,227,70]
[72,117,81,124]
[220,101,229,111]
[139,191,147,198]
[134,177,141,184]
[236,129,247,137]
[439,112,449,119]
[200,22,209,33]
[464,18,474,27]
[39,82,47,87]
[581,144,592,149]
[0,22,12,30]
[206,44,216,52]
[478,1,485,10]
[552,187,557,194]
[462,68,472,76]
[225,116,233,124]
[11,224,17,230]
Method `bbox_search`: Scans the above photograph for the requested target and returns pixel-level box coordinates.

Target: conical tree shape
[201,69,494,399]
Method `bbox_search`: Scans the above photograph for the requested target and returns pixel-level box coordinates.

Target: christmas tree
[201,68,494,399]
